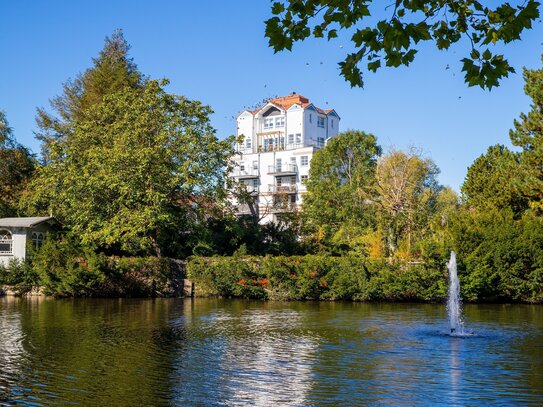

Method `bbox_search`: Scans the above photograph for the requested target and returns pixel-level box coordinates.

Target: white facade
[0,217,55,268]
[231,94,340,223]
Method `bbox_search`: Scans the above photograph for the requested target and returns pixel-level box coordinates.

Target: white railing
[267,184,297,193]
[232,168,258,178]
[268,164,298,174]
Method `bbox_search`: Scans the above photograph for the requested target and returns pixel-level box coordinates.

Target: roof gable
[0,217,58,228]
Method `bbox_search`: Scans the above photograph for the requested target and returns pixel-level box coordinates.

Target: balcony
[235,204,255,215]
[232,168,258,179]
[267,164,298,176]
[271,203,298,213]
[257,143,317,153]
[244,185,259,195]
[267,184,297,194]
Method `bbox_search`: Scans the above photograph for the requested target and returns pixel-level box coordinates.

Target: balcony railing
[267,184,297,194]
[257,143,317,153]
[235,204,255,214]
[267,164,298,175]
[271,203,298,213]
[232,168,259,179]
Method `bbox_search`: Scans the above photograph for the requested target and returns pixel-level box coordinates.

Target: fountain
[447,251,464,336]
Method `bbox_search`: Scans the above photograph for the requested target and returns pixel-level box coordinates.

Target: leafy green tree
[374,148,441,257]
[266,0,540,88]
[302,130,381,240]
[36,29,144,161]
[24,80,235,256]
[0,111,35,217]
[462,144,528,214]
[510,54,543,212]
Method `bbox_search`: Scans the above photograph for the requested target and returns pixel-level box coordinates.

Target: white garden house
[231,93,340,224]
[0,217,57,267]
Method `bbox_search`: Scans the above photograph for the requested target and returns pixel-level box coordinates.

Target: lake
[0,298,542,406]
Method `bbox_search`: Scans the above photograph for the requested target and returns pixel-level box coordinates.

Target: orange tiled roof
[247,93,335,116]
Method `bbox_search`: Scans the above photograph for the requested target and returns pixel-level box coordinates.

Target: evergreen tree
[462,145,528,214]
[510,55,543,212]
[36,29,144,162]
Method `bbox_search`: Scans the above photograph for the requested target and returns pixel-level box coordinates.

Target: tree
[0,111,35,217]
[302,130,381,240]
[24,80,235,256]
[266,1,540,89]
[462,144,528,214]
[374,148,441,257]
[510,54,543,212]
[36,29,144,161]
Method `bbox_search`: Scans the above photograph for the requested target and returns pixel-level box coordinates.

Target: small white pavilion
[0,217,57,267]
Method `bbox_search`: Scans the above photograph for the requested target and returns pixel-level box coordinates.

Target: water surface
[0,298,542,406]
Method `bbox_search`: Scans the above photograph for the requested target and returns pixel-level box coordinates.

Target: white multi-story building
[231,93,340,223]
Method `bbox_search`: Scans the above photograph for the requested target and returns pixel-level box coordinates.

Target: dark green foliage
[0,235,178,297]
[31,235,108,296]
[462,145,528,214]
[187,255,450,302]
[36,29,145,161]
[187,256,267,299]
[510,55,543,212]
[448,209,543,303]
[0,258,39,295]
[0,111,35,217]
[266,1,539,89]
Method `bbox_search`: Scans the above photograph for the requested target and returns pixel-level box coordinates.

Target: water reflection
[0,299,542,406]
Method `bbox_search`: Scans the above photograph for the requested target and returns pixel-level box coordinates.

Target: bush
[0,258,39,295]
[187,255,449,302]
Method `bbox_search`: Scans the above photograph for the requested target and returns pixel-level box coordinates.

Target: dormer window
[317,116,325,128]
[0,230,13,255]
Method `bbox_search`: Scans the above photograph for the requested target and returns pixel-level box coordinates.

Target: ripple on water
[0,298,542,406]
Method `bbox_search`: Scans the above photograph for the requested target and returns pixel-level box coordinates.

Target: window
[31,232,45,249]
[317,116,325,128]
[276,178,282,187]
[0,230,12,254]
[317,137,325,147]
[252,160,258,170]
[295,133,302,144]
[252,179,258,188]
[290,195,296,203]
[275,116,285,127]
[331,119,334,128]
[245,137,252,149]
[301,175,308,184]
[301,156,309,166]
[264,118,274,129]
[290,175,296,184]
[240,162,245,171]
[288,134,294,144]
[309,114,312,124]
[276,158,282,172]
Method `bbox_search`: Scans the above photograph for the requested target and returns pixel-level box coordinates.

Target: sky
[1,1,542,191]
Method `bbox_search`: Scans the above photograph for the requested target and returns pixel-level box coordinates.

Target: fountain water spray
[447,251,464,335]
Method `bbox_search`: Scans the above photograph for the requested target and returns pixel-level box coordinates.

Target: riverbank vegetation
[1,31,543,302]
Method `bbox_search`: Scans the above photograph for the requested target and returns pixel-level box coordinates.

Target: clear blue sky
[1,1,542,191]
